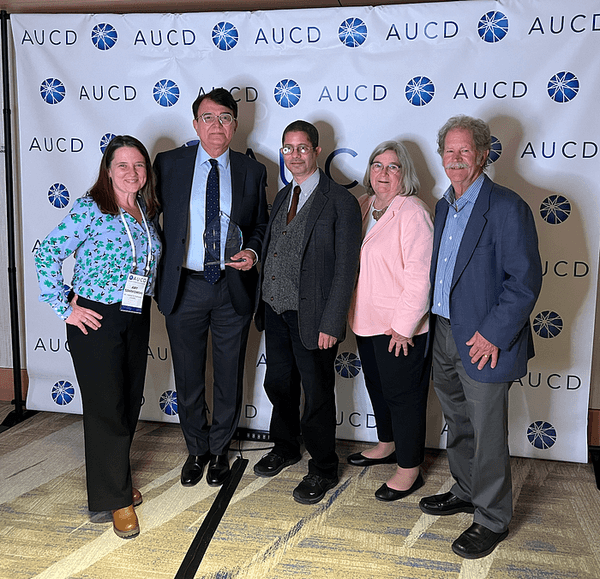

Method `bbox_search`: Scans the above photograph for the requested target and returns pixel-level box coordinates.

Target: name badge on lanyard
[119,203,152,314]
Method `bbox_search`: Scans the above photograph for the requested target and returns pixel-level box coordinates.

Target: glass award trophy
[203,212,244,265]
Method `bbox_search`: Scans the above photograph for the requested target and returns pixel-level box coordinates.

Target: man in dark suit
[419,115,542,558]
[253,120,361,505]
[154,88,268,487]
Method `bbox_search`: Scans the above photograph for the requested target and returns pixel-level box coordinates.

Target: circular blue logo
[540,195,571,224]
[488,136,502,164]
[547,71,579,103]
[335,352,362,379]
[48,183,70,208]
[100,133,116,153]
[159,390,178,416]
[405,76,435,106]
[338,17,368,48]
[153,79,180,107]
[91,23,118,50]
[274,79,301,108]
[527,421,557,450]
[40,78,66,105]
[533,311,563,339]
[212,22,239,51]
[478,11,509,43]
[52,380,75,405]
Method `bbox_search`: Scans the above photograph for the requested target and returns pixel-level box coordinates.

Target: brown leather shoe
[132,488,142,507]
[112,505,139,538]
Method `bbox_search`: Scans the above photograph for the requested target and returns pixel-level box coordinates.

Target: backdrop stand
[1,10,37,432]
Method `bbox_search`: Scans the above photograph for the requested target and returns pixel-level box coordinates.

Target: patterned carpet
[1,406,599,579]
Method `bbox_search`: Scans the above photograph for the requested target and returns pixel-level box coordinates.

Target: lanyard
[119,201,153,277]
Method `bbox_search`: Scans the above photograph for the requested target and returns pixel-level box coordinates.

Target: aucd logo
[159,389,178,416]
[527,420,557,450]
[213,22,239,51]
[547,71,579,103]
[540,195,571,224]
[100,133,116,153]
[52,380,75,405]
[338,17,367,48]
[48,183,70,208]
[40,78,66,105]
[91,23,118,50]
[335,352,362,379]
[405,76,434,106]
[153,79,180,107]
[478,11,509,43]
[488,136,502,164]
[274,79,301,108]
[533,310,563,339]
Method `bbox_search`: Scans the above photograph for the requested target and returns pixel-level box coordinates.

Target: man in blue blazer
[154,88,268,488]
[253,120,362,505]
[419,116,542,559]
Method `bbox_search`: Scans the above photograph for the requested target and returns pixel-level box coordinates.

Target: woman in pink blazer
[347,140,433,501]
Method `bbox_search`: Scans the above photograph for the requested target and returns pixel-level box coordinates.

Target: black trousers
[355,332,430,469]
[165,272,252,456]
[67,296,150,512]
[263,304,339,479]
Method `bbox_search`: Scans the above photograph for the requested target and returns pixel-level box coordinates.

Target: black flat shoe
[374,473,424,502]
[347,451,397,467]
[206,453,230,487]
[452,523,509,559]
[181,453,210,487]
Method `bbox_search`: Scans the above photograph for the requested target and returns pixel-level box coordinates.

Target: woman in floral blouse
[35,135,162,539]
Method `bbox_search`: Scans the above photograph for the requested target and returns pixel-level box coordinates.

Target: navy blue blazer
[430,174,542,382]
[153,144,269,317]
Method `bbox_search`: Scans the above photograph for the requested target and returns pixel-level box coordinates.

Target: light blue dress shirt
[432,173,485,319]
[184,145,232,271]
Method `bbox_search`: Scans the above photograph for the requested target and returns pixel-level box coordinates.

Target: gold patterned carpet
[1,405,599,579]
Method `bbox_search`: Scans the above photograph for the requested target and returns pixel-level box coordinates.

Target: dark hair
[192,87,238,120]
[87,135,159,219]
[282,120,319,148]
[437,115,492,168]
[363,140,420,197]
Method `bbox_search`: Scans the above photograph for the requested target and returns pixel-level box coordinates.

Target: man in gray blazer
[254,120,362,504]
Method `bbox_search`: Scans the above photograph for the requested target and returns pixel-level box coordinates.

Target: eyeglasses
[197,112,235,126]
[281,144,314,156]
[371,162,401,175]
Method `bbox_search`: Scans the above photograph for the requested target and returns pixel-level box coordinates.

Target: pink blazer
[348,193,433,338]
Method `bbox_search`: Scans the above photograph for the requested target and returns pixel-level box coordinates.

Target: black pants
[67,296,150,512]
[356,332,430,469]
[263,304,339,479]
[165,272,252,456]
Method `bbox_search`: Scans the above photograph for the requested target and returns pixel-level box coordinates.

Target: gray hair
[436,115,492,167]
[363,140,420,197]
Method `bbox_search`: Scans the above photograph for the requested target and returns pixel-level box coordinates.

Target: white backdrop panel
[11,0,600,462]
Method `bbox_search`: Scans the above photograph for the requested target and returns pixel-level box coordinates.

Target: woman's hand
[66,295,103,335]
[384,328,413,357]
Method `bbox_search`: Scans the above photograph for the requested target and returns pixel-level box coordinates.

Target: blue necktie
[204,158,220,284]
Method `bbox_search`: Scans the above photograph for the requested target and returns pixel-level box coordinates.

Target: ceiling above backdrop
[0,0,464,15]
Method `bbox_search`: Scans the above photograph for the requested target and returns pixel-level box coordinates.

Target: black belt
[182,267,224,281]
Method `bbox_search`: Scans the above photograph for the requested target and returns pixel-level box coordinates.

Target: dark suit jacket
[153,144,269,316]
[255,169,362,350]
[430,174,542,382]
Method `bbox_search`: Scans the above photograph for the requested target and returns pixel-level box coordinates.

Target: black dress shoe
[181,453,210,487]
[254,452,302,477]
[452,523,509,559]
[347,451,397,467]
[375,473,424,502]
[206,453,230,487]
[292,474,338,505]
[419,491,475,516]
